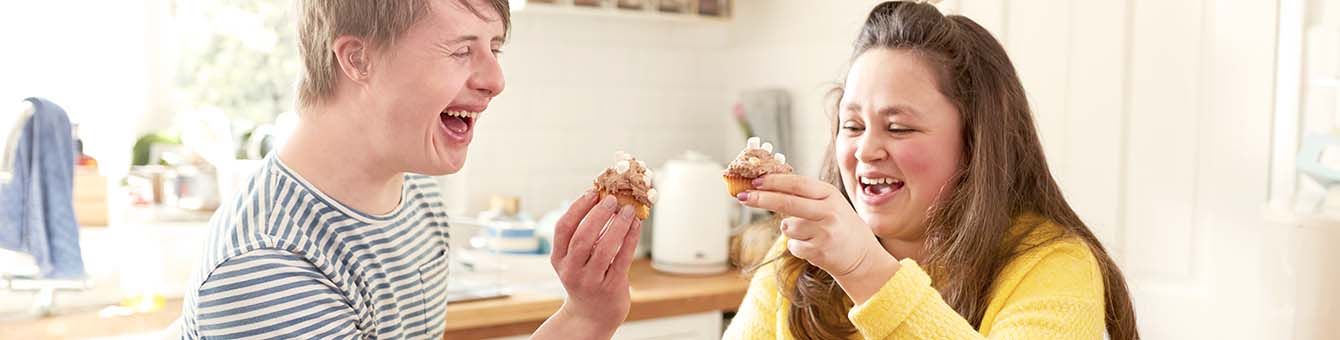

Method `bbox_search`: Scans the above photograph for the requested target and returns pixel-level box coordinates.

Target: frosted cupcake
[592,151,658,220]
[724,137,793,197]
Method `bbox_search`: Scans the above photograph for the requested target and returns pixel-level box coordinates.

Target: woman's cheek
[890,139,956,203]
[836,138,861,190]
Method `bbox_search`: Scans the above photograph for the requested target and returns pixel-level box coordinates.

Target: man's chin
[420,150,467,176]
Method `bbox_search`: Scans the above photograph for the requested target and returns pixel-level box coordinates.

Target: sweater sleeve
[722,238,790,339]
[849,241,1106,339]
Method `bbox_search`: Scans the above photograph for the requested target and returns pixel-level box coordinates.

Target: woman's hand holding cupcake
[738,174,900,303]
[727,137,899,303]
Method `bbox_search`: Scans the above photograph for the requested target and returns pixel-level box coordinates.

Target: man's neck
[278,104,404,216]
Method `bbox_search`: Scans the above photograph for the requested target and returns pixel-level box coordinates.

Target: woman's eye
[887,123,914,133]
[840,121,863,133]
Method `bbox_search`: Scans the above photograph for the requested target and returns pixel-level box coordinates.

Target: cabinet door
[493,311,724,340]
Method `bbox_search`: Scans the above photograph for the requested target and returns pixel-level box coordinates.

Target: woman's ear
[332,36,371,83]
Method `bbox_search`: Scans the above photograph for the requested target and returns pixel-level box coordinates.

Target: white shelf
[516,1,730,24]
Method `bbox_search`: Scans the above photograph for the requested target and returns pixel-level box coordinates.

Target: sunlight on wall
[0,1,171,177]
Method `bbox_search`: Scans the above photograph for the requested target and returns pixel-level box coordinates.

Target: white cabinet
[1262,214,1340,339]
[492,311,724,340]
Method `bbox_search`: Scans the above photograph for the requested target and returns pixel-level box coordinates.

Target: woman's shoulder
[997,213,1104,296]
[1009,213,1098,263]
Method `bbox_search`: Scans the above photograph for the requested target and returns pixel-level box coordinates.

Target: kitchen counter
[4,259,749,339]
[445,259,750,339]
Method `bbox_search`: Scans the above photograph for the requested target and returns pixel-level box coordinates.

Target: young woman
[724,2,1138,339]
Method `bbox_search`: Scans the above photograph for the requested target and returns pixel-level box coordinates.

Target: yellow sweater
[723,215,1106,339]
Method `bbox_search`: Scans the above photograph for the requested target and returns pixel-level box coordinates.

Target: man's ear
[332,36,371,84]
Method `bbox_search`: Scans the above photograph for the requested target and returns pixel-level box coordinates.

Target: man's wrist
[552,305,619,338]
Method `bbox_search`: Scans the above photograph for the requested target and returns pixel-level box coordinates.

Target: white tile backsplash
[451,10,736,216]
[445,2,891,217]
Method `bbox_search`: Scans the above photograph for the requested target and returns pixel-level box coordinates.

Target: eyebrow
[444,35,506,45]
[842,102,921,118]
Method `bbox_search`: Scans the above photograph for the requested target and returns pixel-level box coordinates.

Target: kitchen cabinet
[445,259,748,339]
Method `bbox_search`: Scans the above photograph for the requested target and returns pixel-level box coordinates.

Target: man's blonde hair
[296,0,510,107]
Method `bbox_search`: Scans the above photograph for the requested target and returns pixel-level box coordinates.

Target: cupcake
[592,151,658,220]
[724,137,793,197]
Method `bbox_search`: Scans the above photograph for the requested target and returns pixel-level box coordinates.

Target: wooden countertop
[444,259,750,339]
[4,259,748,339]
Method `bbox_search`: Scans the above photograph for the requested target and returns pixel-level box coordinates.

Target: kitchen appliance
[651,151,732,275]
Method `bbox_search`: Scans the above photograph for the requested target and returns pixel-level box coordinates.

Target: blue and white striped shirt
[179,155,451,339]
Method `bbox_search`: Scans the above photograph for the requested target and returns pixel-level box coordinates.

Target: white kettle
[651,151,732,275]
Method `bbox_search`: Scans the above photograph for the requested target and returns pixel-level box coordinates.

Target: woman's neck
[880,237,927,262]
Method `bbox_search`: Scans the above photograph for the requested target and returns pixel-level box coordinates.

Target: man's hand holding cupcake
[536,151,656,339]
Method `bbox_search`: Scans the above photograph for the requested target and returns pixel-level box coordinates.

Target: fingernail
[619,204,634,217]
[601,195,618,208]
[752,177,764,187]
[736,192,749,202]
[577,190,595,202]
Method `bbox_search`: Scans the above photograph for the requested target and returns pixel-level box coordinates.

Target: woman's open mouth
[857,175,904,206]
[440,110,478,144]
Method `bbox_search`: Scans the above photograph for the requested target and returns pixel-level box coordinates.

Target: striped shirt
[179,155,451,339]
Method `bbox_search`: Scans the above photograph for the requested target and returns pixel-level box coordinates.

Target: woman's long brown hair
[748,2,1139,339]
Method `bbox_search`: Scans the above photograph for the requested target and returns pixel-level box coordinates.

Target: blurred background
[0,0,1337,339]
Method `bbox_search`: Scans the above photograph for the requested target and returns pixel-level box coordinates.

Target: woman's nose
[855,134,888,163]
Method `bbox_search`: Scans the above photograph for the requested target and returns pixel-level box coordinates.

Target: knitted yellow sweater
[723,215,1106,339]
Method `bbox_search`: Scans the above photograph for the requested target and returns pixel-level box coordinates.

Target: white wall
[975,1,1278,338]
[450,9,735,217]
[722,0,886,177]
[0,0,176,175]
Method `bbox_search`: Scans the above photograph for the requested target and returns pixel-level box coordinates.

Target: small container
[482,222,540,254]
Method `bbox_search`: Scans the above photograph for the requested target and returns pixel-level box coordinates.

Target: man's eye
[451,47,471,58]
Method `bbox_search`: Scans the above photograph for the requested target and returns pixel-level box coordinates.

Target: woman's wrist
[832,250,901,304]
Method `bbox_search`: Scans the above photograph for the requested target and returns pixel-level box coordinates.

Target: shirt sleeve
[721,237,789,339]
[181,249,363,339]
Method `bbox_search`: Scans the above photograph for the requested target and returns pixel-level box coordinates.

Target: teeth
[859,177,902,186]
[443,110,480,119]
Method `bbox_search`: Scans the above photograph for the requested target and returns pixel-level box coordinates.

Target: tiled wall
[721,0,884,179]
[445,1,889,217]
[446,11,738,217]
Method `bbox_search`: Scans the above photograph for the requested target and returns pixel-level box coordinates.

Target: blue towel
[0,97,85,279]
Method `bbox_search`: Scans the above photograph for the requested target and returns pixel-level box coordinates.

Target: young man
[178,0,642,338]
